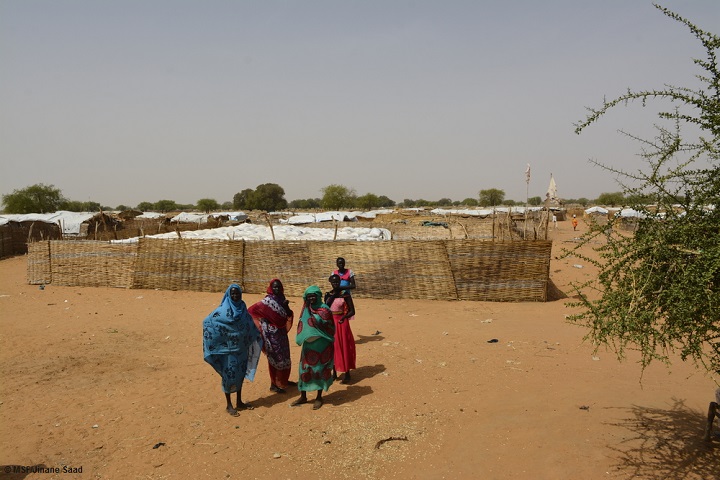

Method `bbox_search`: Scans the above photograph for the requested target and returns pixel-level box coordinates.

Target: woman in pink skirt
[324,274,356,384]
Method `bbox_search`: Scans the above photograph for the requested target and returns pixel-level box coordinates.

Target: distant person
[248,279,295,394]
[202,284,263,416]
[572,214,579,231]
[333,257,356,294]
[325,274,356,384]
[704,387,720,441]
[291,286,335,410]
[552,214,558,229]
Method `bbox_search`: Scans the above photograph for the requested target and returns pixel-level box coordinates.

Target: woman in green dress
[290,285,335,410]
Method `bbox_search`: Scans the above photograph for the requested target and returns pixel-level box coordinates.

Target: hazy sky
[1,1,718,208]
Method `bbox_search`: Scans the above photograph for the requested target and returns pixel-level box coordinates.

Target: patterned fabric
[203,284,263,393]
[257,321,292,371]
[248,279,294,378]
[248,278,293,329]
[296,286,335,392]
[327,295,356,373]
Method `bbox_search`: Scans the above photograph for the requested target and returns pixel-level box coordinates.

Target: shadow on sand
[545,278,568,301]
[252,383,301,409]
[324,364,386,406]
[607,398,718,480]
[254,364,386,409]
[355,333,385,345]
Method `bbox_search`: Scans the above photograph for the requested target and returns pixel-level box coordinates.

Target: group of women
[201,257,357,415]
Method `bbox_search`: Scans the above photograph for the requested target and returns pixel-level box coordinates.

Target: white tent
[618,208,647,219]
[0,211,98,235]
[281,211,362,225]
[111,223,392,243]
[169,211,248,223]
[584,206,609,215]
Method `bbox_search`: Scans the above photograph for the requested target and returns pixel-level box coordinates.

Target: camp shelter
[0,217,62,257]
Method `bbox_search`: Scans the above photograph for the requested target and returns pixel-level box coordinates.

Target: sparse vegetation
[570,4,720,375]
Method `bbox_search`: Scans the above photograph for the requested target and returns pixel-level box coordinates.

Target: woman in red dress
[248,279,294,393]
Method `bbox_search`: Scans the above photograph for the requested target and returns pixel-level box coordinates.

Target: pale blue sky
[1,1,718,208]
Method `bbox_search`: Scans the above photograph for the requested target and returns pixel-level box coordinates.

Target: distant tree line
[1,183,655,215]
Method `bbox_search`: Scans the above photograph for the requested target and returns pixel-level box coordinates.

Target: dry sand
[0,225,718,479]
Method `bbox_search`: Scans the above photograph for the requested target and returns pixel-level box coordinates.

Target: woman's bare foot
[226,407,239,416]
[290,397,307,407]
[313,399,323,410]
[237,402,254,410]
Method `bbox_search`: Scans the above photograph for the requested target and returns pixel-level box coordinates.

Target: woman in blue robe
[203,284,262,416]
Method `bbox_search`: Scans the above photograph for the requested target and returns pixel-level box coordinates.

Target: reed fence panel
[49,240,136,288]
[307,240,457,300]
[132,238,244,292]
[243,241,319,298]
[445,240,551,301]
[27,241,52,284]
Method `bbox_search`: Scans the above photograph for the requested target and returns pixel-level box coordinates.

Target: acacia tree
[478,188,505,207]
[197,198,220,213]
[233,189,254,210]
[356,193,380,210]
[377,195,396,207]
[569,5,720,374]
[2,183,66,213]
[251,183,288,211]
[289,198,321,209]
[321,184,356,210]
[595,192,625,207]
[154,200,178,212]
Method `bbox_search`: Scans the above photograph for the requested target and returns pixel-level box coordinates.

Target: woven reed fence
[446,240,551,301]
[50,241,137,288]
[27,241,51,284]
[133,238,244,292]
[25,238,552,301]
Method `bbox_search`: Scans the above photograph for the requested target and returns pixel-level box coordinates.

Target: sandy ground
[0,224,718,480]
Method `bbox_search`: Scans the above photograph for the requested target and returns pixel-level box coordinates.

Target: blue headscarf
[203,284,262,381]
